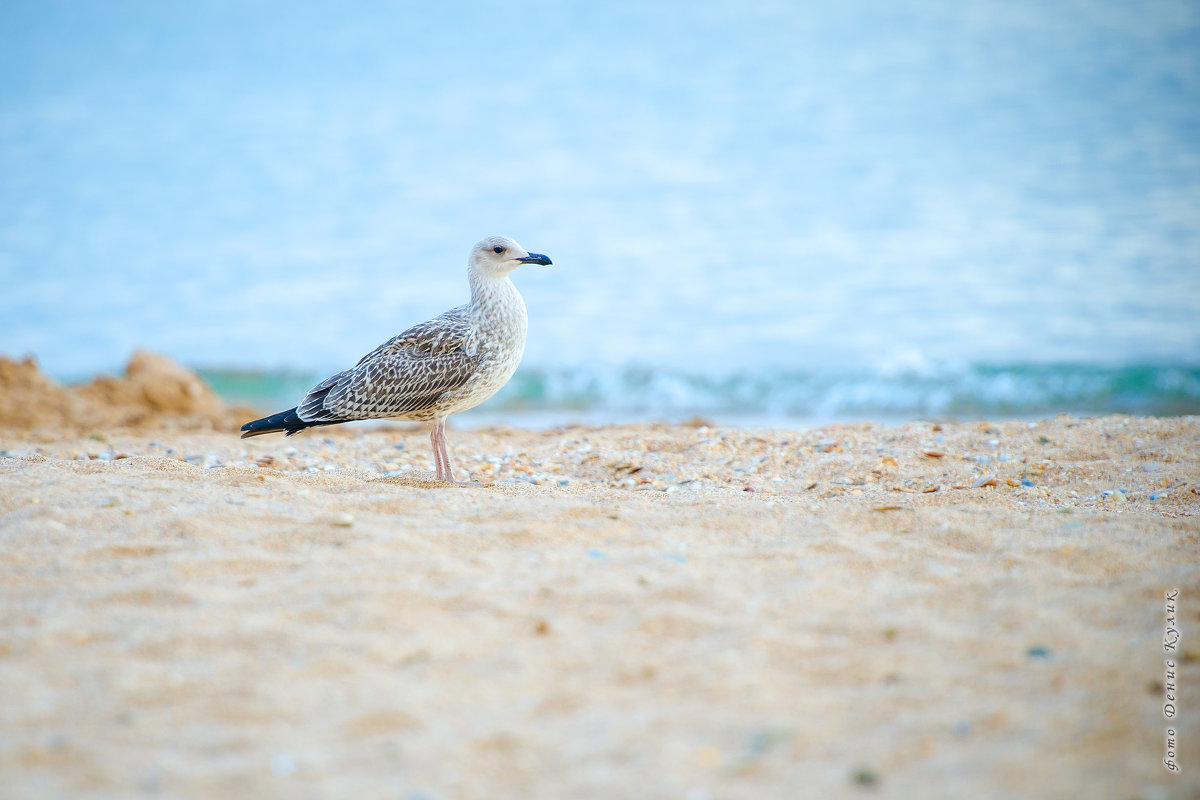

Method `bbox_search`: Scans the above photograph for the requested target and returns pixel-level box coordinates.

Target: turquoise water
[3,1,1199,422]
[200,363,1200,423]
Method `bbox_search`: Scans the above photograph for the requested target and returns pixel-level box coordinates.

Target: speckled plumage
[240,236,552,483]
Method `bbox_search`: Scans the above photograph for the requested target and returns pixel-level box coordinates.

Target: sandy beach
[1,357,1198,798]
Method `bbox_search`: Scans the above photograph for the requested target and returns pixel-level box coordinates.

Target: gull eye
[492,245,505,254]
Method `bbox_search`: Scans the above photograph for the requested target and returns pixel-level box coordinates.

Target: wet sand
[1,414,1198,798]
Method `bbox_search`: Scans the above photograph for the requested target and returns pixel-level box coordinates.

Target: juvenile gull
[240,235,552,484]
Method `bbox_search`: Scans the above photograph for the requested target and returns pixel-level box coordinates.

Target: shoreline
[2,414,1198,797]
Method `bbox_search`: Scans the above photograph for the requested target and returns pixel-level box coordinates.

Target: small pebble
[270,753,296,777]
[851,766,879,787]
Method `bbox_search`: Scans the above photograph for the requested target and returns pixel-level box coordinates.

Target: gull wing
[296,308,478,422]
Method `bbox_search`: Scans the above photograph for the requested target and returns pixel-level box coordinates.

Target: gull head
[469,235,552,278]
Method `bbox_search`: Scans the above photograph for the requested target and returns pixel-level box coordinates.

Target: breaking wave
[200,362,1200,424]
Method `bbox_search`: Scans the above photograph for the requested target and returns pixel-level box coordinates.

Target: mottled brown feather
[296,308,480,424]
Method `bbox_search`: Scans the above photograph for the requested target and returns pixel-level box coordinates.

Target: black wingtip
[240,407,310,439]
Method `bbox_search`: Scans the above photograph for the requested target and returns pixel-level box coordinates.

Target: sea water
[2,1,1198,422]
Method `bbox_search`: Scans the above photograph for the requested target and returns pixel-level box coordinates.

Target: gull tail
[240,407,331,439]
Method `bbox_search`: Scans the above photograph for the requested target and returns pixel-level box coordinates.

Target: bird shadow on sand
[370,473,495,490]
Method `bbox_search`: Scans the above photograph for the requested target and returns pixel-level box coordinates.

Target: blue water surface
[2,1,1198,419]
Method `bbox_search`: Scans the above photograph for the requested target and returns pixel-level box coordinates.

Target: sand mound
[0,350,237,434]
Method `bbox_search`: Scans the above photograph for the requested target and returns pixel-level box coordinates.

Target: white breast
[437,276,528,416]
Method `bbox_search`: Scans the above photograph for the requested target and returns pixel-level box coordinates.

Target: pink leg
[431,419,480,486]
[430,421,447,481]
[436,419,451,482]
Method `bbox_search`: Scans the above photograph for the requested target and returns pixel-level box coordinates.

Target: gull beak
[517,252,552,266]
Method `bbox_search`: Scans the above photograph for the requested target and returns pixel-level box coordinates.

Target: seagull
[240,235,552,484]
